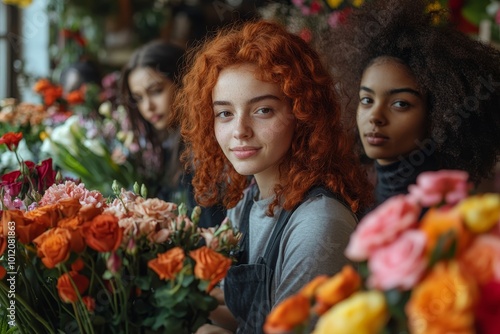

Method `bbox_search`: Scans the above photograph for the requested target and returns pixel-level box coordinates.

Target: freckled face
[212,63,295,188]
[128,67,175,131]
[357,58,428,165]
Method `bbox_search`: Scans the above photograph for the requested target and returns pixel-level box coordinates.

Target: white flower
[0,139,34,170]
[98,101,112,118]
[83,139,106,157]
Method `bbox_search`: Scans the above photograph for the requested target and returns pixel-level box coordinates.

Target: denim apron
[224,186,342,334]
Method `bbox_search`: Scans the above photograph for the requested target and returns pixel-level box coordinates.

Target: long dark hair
[119,40,186,193]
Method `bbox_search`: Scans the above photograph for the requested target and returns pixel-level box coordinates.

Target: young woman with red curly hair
[176,20,373,333]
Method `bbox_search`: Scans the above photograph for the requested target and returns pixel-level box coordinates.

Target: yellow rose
[457,194,500,233]
[326,0,342,9]
[312,291,388,334]
[406,261,478,334]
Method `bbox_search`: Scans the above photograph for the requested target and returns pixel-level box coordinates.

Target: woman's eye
[393,101,410,108]
[216,110,232,118]
[255,107,272,114]
[149,87,164,95]
[359,97,372,105]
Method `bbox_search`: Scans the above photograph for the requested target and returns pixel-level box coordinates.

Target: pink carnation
[345,195,421,261]
[40,181,106,208]
[367,230,428,290]
[408,170,471,207]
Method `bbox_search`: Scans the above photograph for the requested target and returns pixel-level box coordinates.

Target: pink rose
[408,170,471,207]
[367,230,428,290]
[345,195,421,261]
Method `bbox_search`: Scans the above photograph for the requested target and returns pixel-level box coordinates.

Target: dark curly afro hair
[325,0,500,183]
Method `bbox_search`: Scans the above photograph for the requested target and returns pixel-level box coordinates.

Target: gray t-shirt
[227,187,357,307]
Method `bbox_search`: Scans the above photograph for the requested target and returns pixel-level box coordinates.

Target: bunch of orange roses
[0,132,241,333]
[263,170,500,334]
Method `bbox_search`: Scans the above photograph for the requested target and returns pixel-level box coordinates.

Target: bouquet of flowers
[0,99,49,174]
[264,170,500,334]
[259,0,365,44]
[0,132,241,334]
[31,75,141,195]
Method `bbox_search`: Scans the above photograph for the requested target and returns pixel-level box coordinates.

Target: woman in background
[120,40,225,227]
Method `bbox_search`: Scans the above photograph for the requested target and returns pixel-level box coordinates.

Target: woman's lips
[365,132,389,145]
[231,147,260,159]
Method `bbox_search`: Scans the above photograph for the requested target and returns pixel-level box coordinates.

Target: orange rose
[58,217,85,253]
[66,89,85,105]
[148,247,186,280]
[33,78,51,93]
[57,271,89,303]
[82,296,96,313]
[78,205,104,222]
[406,261,478,334]
[189,246,232,291]
[299,275,329,299]
[71,258,85,272]
[459,234,500,284]
[83,214,123,252]
[314,265,361,315]
[419,207,473,256]
[33,228,72,268]
[57,198,82,218]
[25,205,59,229]
[2,210,45,244]
[0,132,23,151]
[264,293,310,334]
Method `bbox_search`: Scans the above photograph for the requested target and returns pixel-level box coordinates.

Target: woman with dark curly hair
[175,20,373,333]
[327,0,500,207]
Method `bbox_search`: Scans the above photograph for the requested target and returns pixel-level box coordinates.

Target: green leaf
[134,275,153,290]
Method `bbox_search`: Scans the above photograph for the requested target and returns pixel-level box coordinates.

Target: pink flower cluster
[104,191,178,244]
[346,170,473,290]
[40,181,106,208]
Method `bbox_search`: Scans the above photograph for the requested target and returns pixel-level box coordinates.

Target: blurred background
[1,0,498,101]
[0,0,499,195]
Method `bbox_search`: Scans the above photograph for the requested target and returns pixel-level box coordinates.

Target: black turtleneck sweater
[375,153,440,207]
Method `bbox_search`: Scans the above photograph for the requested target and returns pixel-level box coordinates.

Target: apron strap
[235,183,258,265]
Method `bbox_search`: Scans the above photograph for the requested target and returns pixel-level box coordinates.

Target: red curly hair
[176,20,373,214]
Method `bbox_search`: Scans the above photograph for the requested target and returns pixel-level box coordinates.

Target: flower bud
[106,252,122,275]
[133,182,140,195]
[178,203,187,216]
[191,206,201,225]
[126,238,137,256]
[112,180,120,195]
[140,184,148,198]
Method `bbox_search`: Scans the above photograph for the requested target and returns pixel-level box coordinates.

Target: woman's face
[357,58,428,165]
[212,63,295,189]
[128,67,175,131]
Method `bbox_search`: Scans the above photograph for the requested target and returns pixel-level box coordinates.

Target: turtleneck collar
[375,151,439,206]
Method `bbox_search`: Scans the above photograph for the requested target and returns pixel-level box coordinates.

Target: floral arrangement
[26,75,141,195]
[39,111,138,196]
[0,99,49,174]
[0,132,241,333]
[264,170,500,334]
[259,0,365,44]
